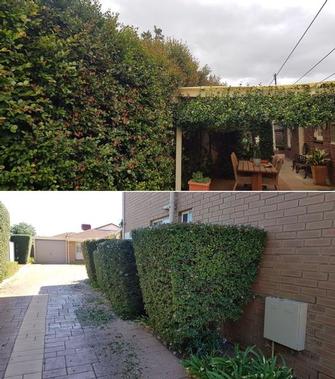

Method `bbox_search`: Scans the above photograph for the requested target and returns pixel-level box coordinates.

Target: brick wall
[124,192,335,379]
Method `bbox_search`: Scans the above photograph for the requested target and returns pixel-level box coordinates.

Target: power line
[294,47,335,84]
[320,72,335,82]
[268,0,328,85]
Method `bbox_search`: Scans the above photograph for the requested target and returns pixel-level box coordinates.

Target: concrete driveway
[0,265,186,379]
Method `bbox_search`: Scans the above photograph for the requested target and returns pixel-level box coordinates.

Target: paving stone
[43,357,66,371]
[1,265,187,379]
[42,368,67,378]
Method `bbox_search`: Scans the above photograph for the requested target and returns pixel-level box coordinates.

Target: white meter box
[264,297,308,351]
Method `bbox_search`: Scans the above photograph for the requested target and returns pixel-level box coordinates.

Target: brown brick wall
[124,192,335,379]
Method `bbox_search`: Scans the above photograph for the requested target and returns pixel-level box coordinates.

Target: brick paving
[0,265,187,379]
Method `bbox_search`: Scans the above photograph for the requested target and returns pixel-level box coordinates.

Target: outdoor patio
[210,158,335,191]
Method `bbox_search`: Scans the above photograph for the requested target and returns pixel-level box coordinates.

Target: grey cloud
[101,0,335,85]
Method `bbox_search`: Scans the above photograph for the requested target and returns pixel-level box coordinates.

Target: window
[124,232,132,240]
[151,217,169,226]
[314,126,323,142]
[180,210,193,223]
[330,123,335,144]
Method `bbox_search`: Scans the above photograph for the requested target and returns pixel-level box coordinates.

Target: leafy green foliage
[132,224,267,355]
[94,240,144,319]
[191,171,210,183]
[0,202,10,282]
[10,234,32,264]
[0,0,184,190]
[11,222,36,236]
[82,239,108,285]
[183,345,294,379]
[306,148,329,166]
[141,27,220,87]
[175,86,335,133]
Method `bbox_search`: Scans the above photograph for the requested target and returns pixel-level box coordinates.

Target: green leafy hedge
[132,223,267,354]
[94,240,144,319]
[0,0,177,190]
[82,239,108,284]
[0,202,10,282]
[10,234,32,264]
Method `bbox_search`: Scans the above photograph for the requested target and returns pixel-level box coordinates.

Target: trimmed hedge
[0,202,10,282]
[94,240,144,319]
[82,239,108,284]
[10,234,32,264]
[132,223,267,354]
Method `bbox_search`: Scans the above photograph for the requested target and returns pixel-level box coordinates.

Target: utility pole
[274,73,277,85]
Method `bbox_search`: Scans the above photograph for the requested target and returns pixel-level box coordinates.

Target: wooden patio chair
[231,152,252,191]
[262,157,284,190]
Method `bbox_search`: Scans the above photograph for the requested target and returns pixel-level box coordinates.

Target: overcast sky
[100,0,335,86]
[0,192,122,236]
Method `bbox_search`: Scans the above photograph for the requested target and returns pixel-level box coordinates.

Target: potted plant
[306,148,329,185]
[252,136,261,167]
[188,171,211,191]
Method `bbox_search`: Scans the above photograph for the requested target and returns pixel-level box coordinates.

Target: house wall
[124,192,335,379]
[68,241,76,263]
[279,124,335,184]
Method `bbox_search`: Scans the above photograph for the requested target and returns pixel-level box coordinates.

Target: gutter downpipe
[169,192,175,223]
[122,192,126,239]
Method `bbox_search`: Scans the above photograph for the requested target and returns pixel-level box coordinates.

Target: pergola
[175,82,335,190]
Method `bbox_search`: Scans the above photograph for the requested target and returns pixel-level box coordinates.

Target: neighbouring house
[34,223,121,264]
[277,122,335,183]
[123,192,335,379]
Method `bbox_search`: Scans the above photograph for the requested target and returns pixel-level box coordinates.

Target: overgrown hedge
[0,0,177,190]
[132,223,267,354]
[94,240,144,319]
[82,239,108,284]
[0,202,10,282]
[10,234,32,264]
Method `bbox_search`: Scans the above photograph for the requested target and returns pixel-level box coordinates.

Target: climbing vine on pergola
[175,83,335,131]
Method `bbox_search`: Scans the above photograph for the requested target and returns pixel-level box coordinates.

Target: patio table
[237,160,278,191]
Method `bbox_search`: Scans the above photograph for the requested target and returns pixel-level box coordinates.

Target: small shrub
[132,223,267,354]
[82,239,108,284]
[10,234,32,264]
[94,240,144,319]
[183,345,294,379]
[0,202,10,282]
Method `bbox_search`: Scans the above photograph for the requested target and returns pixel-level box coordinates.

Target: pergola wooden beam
[178,81,335,98]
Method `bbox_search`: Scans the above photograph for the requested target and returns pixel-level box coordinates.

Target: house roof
[50,223,121,242]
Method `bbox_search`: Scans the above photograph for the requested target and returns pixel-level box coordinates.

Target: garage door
[35,239,67,264]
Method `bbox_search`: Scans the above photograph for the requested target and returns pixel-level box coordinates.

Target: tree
[11,222,36,236]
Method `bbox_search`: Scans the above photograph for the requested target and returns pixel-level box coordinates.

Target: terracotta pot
[311,165,328,186]
[188,180,211,191]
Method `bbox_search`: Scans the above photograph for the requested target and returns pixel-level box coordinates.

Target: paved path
[0,265,187,379]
